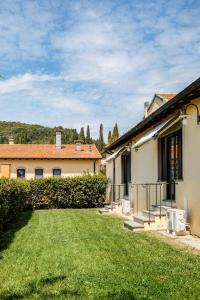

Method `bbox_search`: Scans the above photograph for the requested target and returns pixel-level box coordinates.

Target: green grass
[0,210,200,300]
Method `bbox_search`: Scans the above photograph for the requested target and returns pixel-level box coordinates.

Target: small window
[35,168,43,179]
[53,168,61,177]
[17,168,25,178]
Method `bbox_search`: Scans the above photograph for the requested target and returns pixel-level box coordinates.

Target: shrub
[28,175,108,209]
[0,178,29,231]
[0,175,108,231]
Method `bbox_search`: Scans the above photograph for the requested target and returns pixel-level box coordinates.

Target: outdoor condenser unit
[167,208,186,235]
[173,209,186,235]
[122,199,131,215]
[166,209,175,233]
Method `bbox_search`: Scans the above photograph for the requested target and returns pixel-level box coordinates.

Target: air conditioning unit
[173,209,186,235]
[166,208,175,233]
[122,199,131,215]
[167,208,186,235]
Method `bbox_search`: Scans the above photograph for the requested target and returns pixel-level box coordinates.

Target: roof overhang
[132,115,180,149]
[105,144,130,162]
[106,77,200,151]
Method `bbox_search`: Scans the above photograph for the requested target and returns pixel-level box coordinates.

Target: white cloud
[0,0,200,138]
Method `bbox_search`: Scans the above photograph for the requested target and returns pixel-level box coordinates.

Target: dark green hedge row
[0,178,29,231]
[0,175,108,231]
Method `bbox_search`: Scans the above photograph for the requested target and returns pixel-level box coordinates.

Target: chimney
[75,140,82,151]
[144,101,149,118]
[9,136,14,145]
[54,128,63,150]
[89,145,92,152]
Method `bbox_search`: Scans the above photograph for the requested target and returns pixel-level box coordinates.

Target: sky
[0,0,200,139]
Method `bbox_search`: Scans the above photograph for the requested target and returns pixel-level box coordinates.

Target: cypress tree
[108,130,112,144]
[97,123,105,152]
[111,123,119,143]
[79,127,85,142]
[86,125,91,143]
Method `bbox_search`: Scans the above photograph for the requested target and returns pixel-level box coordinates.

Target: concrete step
[143,210,166,218]
[112,200,121,206]
[133,214,155,225]
[104,204,113,209]
[124,220,144,231]
[152,204,176,210]
[98,208,110,214]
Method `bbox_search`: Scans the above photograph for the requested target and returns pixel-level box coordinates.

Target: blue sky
[0,0,200,138]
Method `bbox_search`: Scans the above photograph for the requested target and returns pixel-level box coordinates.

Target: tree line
[0,121,120,155]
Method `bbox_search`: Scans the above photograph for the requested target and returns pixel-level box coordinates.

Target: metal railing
[111,184,125,203]
[130,180,177,225]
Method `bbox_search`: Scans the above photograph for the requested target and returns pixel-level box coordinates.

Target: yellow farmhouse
[0,130,102,179]
[106,77,200,236]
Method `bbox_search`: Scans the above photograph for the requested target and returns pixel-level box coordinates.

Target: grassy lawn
[0,210,200,299]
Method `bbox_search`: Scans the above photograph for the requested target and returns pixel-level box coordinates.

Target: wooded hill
[0,121,79,144]
[0,121,120,156]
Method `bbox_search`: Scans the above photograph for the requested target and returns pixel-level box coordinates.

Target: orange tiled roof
[158,94,177,100]
[0,144,102,159]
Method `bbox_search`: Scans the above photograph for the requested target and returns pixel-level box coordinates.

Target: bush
[28,175,108,209]
[0,178,29,231]
[0,175,108,231]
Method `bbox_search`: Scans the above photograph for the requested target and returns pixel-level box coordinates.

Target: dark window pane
[35,169,43,178]
[17,168,25,178]
[53,168,61,177]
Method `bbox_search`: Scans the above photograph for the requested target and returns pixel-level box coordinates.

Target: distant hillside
[0,121,79,144]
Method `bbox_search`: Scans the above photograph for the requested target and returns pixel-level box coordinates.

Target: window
[35,168,43,179]
[158,130,182,181]
[17,168,25,178]
[53,168,61,177]
[158,129,183,200]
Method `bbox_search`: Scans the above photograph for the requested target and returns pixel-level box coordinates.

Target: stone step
[104,204,114,209]
[98,208,110,214]
[124,220,144,231]
[133,214,155,224]
[152,204,176,210]
[142,210,166,218]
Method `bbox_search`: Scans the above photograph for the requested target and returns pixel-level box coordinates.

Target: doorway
[121,152,131,196]
[159,129,182,201]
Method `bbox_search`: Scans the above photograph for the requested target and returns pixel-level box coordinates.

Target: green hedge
[0,175,108,231]
[0,178,29,231]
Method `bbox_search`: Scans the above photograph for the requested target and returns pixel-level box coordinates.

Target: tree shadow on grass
[0,275,82,299]
[0,211,33,257]
[0,274,136,300]
[103,289,136,300]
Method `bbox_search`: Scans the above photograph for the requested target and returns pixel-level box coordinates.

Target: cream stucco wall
[175,98,200,235]
[0,159,100,179]
[106,153,123,200]
[106,97,200,235]
[147,96,163,116]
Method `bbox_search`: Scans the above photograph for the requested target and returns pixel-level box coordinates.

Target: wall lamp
[182,103,200,125]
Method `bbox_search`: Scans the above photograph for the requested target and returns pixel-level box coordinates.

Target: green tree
[96,123,105,153]
[108,130,112,144]
[111,123,119,143]
[99,123,104,145]
[79,127,85,142]
[86,125,91,143]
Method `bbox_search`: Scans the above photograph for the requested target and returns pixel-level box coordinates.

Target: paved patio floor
[159,231,200,251]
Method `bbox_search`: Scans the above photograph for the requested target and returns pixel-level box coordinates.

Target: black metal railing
[110,184,126,203]
[130,180,177,225]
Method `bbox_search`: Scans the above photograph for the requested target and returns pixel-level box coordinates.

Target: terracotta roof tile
[158,94,177,100]
[0,144,102,159]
